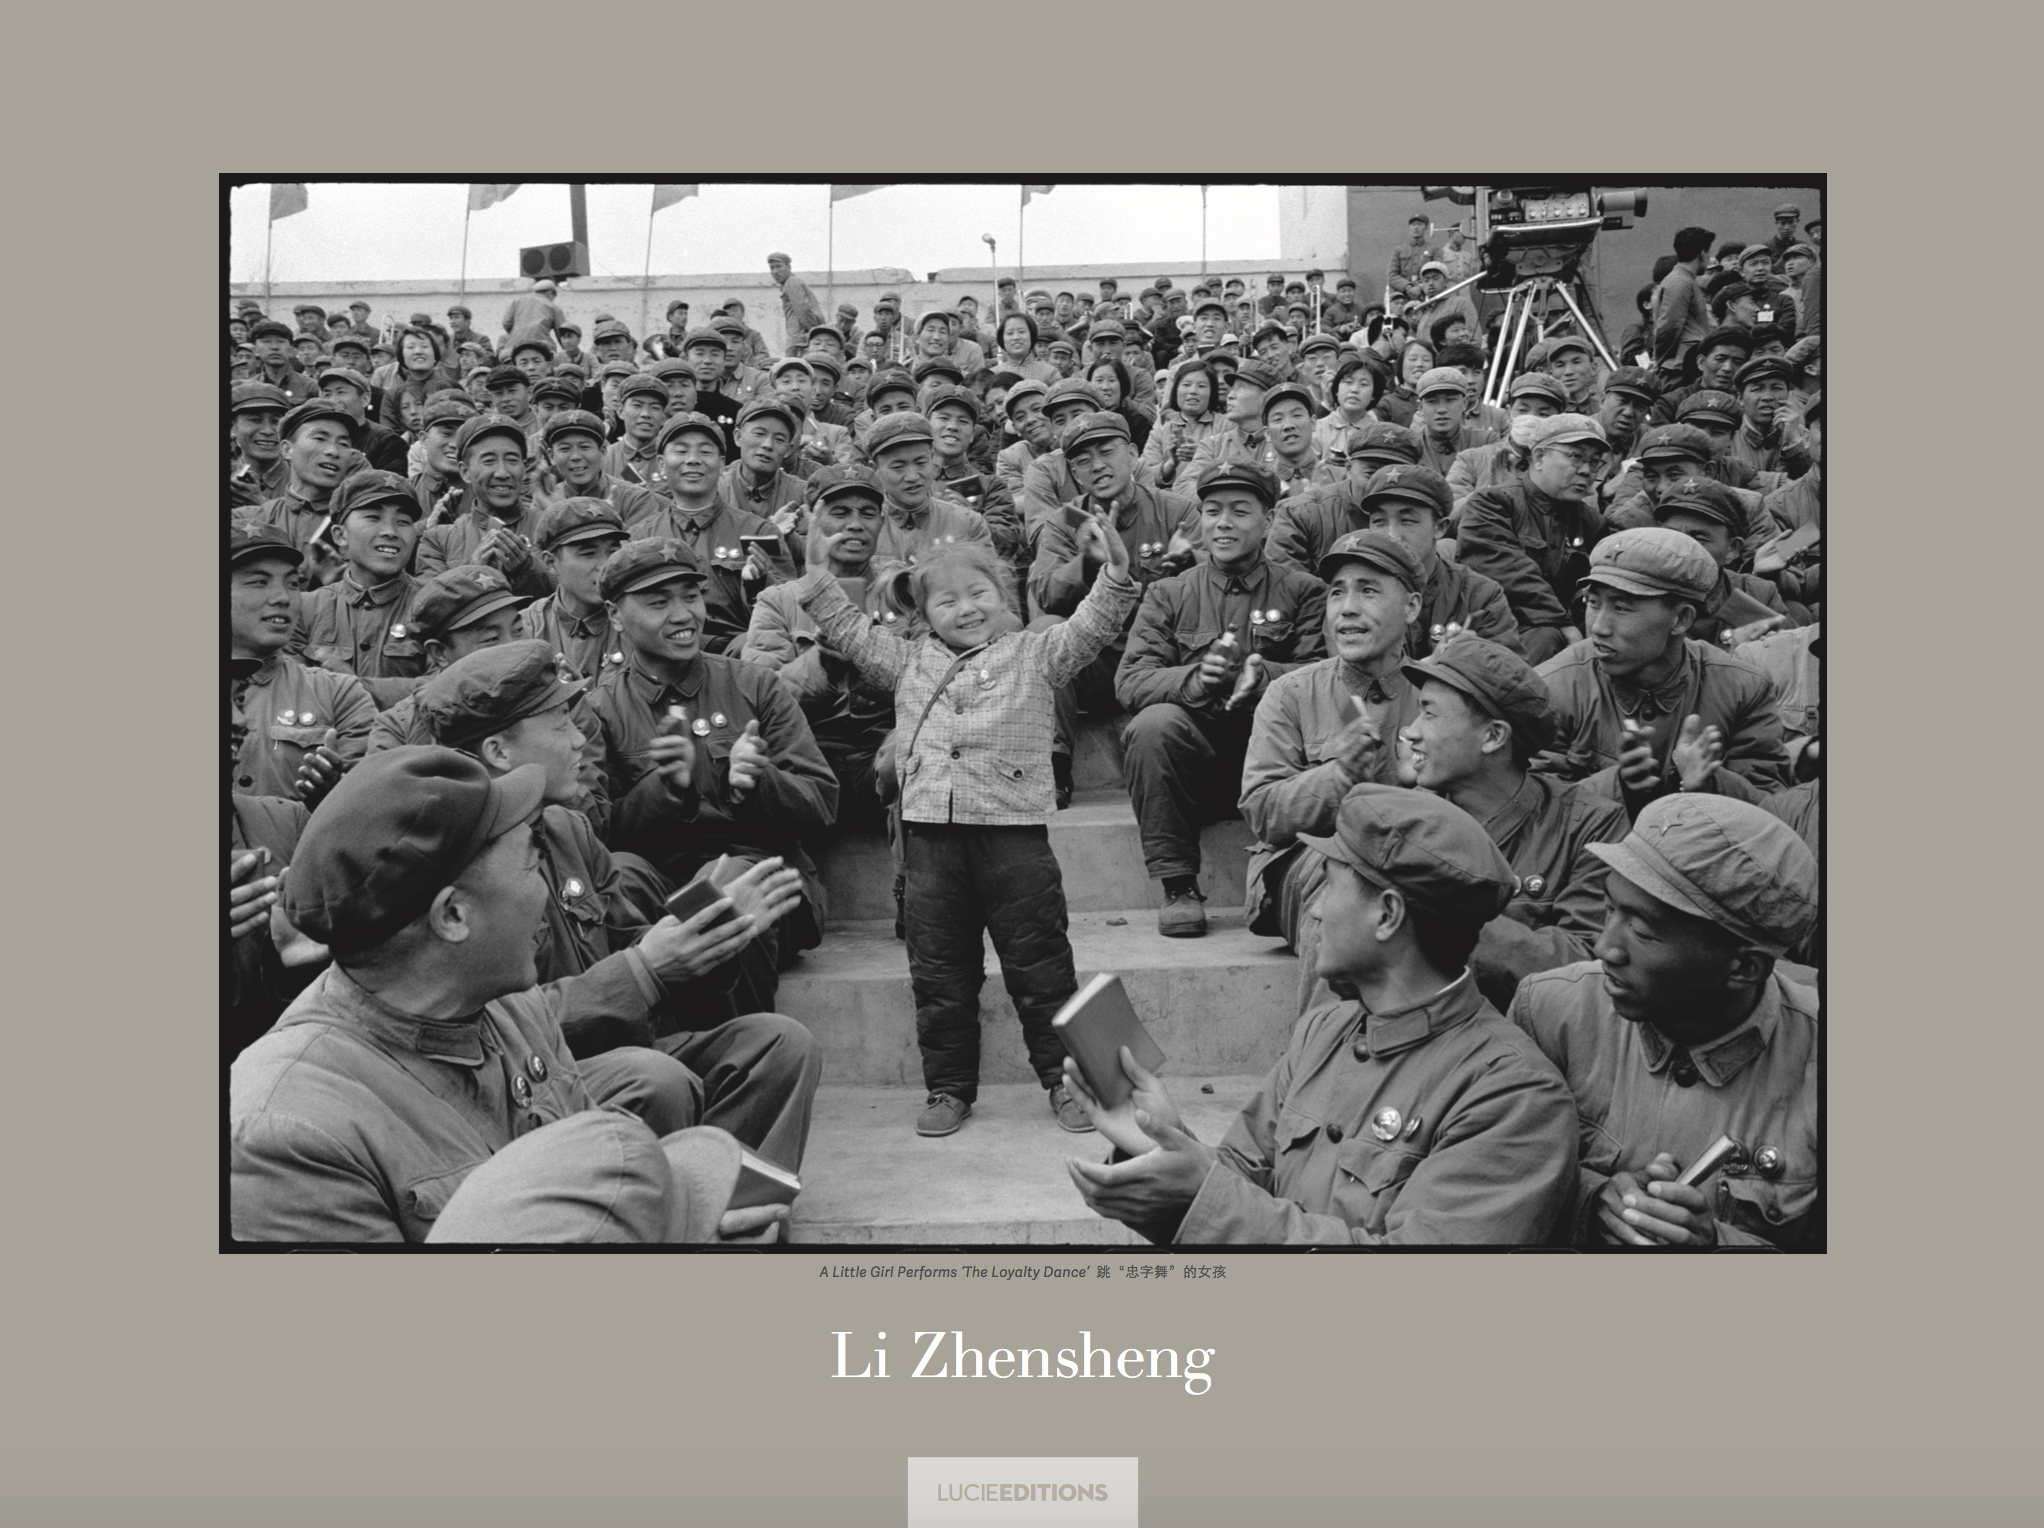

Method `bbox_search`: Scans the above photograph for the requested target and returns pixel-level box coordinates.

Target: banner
[268,183,308,221]
[651,184,699,214]
[829,184,891,202]
[1021,184,1055,205]
[467,183,522,212]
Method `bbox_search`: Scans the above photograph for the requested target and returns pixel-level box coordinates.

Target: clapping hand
[726,720,770,801]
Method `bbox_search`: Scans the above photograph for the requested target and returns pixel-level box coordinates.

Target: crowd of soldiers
[227,200,1822,1248]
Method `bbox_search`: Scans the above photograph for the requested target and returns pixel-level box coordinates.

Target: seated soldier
[480,361,539,444]
[772,358,851,472]
[1410,367,1498,479]
[923,382,1023,565]
[1063,784,1577,1246]
[1265,420,1423,574]
[366,564,607,836]
[226,786,319,1059]
[1538,332,1603,415]
[1674,389,1781,497]
[1601,422,1769,543]
[586,538,840,1023]
[1456,413,1614,664]
[1510,793,1821,1248]
[1445,373,1567,517]
[527,376,583,446]
[862,411,994,568]
[1537,527,1791,807]
[409,395,476,510]
[1726,355,1815,480]
[237,398,361,564]
[227,381,291,509]
[1240,531,1422,1011]
[1734,620,1820,785]
[1029,410,1200,799]
[845,367,920,459]
[1355,465,1520,658]
[536,408,659,530]
[231,748,790,1245]
[519,498,632,682]
[679,329,742,440]
[318,364,410,474]
[803,353,857,429]
[1115,461,1328,937]
[1398,635,1629,1009]
[718,397,808,522]
[632,410,796,654]
[1595,367,1661,469]
[1651,478,1795,647]
[415,414,551,597]
[1184,361,1283,484]
[1017,378,1160,527]
[414,641,822,1172]
[603,373,672,489]
[229,524,377,805]
[742,466,901,837]
[292,469,430,708]
[1657,323,1754,421]
[1256,379,1341,498]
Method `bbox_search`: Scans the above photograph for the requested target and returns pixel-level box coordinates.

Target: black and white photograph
[224,178,1824,1251]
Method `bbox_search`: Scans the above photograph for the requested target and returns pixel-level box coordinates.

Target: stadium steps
[785,715,1299,1246]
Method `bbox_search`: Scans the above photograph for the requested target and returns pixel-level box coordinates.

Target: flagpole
[827,198,836,330]
[1201,185,1209,276]
[1018,186,1026,290]
[642,208,656,343]
[264,202,275,317]
[459,204,472,303]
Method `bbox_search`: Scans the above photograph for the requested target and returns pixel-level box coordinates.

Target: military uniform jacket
[1028,482,1199,623]
[632,497,798,652]
[227,456,288,511]
[1445,440,1524,518]
[1239,660,1418,930]
[1536,637,1791,794]
[229,961,661,1243]
[293,570,428,708]
[1114,554,1328,715]
[603,437,663,491]
[868,495,992,571]
[935,461,1023,562]
[1017,450,1161,529]
[588,652,838,911]
[1415,421,1500,479]
[518,593,626,686]
[1169,972,1577,1245]
[1185,425,1335,501]
[535,470,661,533]
[796,565,1139,827]
[716,462,807,524]
[1455,480,1609,634]
[741,575,897,755]
[1510,963,1820,1248]
[1466,773,1630,1005]
[531,803,666,1054]
[416,501,553,598]
[240,490,333,557]
[226,794,313,1059]
[230,652,378,799]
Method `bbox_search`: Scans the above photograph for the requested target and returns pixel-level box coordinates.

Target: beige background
[8,1,2038,1522]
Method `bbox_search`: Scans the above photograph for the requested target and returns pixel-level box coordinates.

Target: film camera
[1422,184,1647,278]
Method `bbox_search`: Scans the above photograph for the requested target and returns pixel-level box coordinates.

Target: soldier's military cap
[1733,355,1795,390]
[1675,390,1742,426]
[1194,460,1281,509]
[1588,793,1818,956]
[1651,478,1746,531]
[654,411,728,454]
[600,537,707,600]
[535,497,629,552]
[1319,528,1423,591]
[231,381,291,413]
[1298,784,1518,922]
[230,521,303,569]
[530,376,583,407]
[452,413,529,458]
[1361,463,1452,520]
[1579,526,1718,604]
[279,398,361,443]
[1259,380,1318,420]
[865,411,937,455]
[541,408,608,448]
[807,463,885,508]
[417,639,590,751]
[1634,423,1716,464]
[1403,635,1557,752]
[249,318,295,343]
[411,564,524,638]
[1603,367,1662,404]
[329,469,423,522]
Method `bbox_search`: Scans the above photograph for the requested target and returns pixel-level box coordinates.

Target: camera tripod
[1478,273,1617,408]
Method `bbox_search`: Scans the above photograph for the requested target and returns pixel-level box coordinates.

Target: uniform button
[950,748,961,759]
[237,775,254,787]
[1325,1124,1343,1143]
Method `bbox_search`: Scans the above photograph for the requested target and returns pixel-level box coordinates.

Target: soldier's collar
[320,966,487,1068]
[341,569,408,608]
[1353,969,1485,1059]
[624,655,705,705]
[1639,987,1779,1087]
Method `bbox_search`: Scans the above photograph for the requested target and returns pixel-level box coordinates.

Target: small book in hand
[1052,973,1166,1110]
[727,1150,802,1211]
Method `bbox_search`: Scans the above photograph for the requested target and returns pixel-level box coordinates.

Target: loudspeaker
[519,241,589,280]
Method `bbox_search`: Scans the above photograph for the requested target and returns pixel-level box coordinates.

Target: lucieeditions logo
[932,1481,1111,1504]
[834,1331,1215,1395]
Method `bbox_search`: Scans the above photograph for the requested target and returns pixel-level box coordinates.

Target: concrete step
[779,905,1300,1089]
[816,790,1255,924]
[788,1075,1266,1245]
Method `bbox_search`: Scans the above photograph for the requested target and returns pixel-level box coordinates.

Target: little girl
[793,514,1137,1137]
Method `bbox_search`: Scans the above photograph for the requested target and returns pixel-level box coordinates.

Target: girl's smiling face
[920,562,1011,651]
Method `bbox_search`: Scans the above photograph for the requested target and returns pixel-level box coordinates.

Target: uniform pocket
[986,754,1038,813]
[405,1161,486,1227]
[1338,1140,1424,1198]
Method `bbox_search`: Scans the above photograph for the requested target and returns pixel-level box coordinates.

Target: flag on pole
[1022,184,1055,205]
[468,183,523,212]
[829,184,892,202]
[269,183,308,221]
[651,184,699,214]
